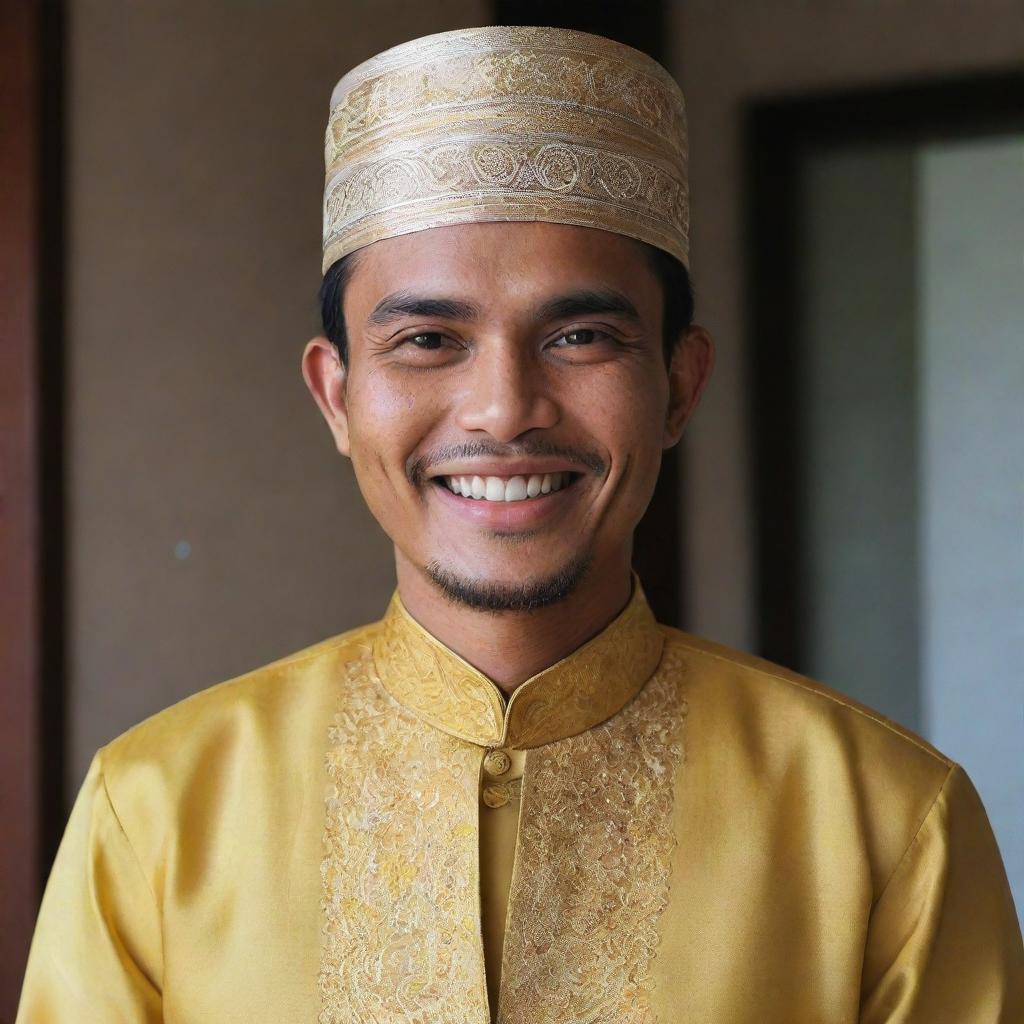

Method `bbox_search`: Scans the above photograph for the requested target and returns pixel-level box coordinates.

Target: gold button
[483,749,511,776]
[482,783,511,808]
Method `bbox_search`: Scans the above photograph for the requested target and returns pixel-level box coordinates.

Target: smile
[438,472,575,502]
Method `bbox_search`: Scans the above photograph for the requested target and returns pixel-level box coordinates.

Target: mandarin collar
[370,574,665,749]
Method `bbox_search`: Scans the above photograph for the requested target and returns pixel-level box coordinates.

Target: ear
[663,325,714,449]
[302,336,351,456]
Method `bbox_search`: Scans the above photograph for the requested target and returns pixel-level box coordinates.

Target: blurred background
[3,0,1022,1012]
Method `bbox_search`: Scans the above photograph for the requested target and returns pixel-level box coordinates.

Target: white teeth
[443,472,572,501]
[504,477,528,501]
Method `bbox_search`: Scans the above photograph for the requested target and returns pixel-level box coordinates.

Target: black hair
[645,243,696,364]
[318,238,694,366]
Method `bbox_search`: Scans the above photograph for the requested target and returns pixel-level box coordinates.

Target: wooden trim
[743,70,1024,667]
[0,1,65,1017]
[0,1,42,1013]
[490,0,683,625]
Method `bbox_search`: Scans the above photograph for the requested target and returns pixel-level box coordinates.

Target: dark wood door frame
[0,2,66,1018]
[743,70,1024,669]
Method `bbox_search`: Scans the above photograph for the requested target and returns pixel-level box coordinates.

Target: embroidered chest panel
[320,639,686,1023]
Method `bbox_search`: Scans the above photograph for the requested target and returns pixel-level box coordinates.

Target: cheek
[577,368,668,522]
[578,366,668,464]
[345,371,432,493]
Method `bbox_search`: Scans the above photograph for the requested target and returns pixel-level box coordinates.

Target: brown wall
[67,0,487,789]
[66,0,1024,789]
[671,0,1024,650]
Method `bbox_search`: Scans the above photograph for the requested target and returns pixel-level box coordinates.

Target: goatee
[423,552,591,613]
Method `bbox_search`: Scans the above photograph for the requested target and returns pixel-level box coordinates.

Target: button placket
[481,747,523,809]
[482,783,513,808]
[483,749,511,776]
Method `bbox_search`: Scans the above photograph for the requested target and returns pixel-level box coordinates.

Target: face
[303,221,713,611]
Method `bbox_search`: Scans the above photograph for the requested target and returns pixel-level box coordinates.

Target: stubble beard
[423,549,592,613]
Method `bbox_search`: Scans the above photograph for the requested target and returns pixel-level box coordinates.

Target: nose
[454,339,560,443]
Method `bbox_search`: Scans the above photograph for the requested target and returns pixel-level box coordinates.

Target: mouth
[431,471,580,503]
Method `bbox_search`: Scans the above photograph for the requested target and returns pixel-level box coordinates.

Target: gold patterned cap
[322,25,689,273]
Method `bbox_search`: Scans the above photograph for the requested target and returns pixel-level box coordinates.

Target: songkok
[322,25,689,273]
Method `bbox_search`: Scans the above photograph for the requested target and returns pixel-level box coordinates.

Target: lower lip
[428,478,580,529]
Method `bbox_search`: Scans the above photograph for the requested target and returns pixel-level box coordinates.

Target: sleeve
[860,762,1024,1023]
[16,752,163,1023]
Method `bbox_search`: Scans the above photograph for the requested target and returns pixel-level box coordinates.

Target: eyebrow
[366,290,481,326]
[535,288,641,324]
[365,286,642,329]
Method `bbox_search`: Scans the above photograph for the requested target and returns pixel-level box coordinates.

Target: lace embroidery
[323,140,687,268]
[372,581,664,749]
[322,26,689,271]
[373,603,505,744]
[503,596,664,749]
[498,642,688,1023]
[319,640,489,1023]
[327,28,686,158]
[320,629,687,1023]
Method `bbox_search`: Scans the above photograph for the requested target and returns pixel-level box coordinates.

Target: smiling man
[303,219,703,684]
[17,25,1023,1024]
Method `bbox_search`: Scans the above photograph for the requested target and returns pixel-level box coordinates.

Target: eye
[406,332,446,350]
[551,329,601,347]
[386,329,464,367]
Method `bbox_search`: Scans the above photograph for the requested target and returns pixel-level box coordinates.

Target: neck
[394,551,634,695]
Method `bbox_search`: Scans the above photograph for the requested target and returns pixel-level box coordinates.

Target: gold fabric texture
[322,26,690,272]
[321,641,489,1021]
[321,582,681,1022]
[16,581,1024,1022]
[372,581,664,748]
[500,649,686,1023]
[479,745,526,1011]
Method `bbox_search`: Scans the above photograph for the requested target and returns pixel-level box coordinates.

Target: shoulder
[659,626,955,892]
[101,622,379,770]
[75,621,381,899]
[661,624,950,770]
[93,622,382,828]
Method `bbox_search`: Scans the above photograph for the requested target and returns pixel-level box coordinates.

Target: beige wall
[68,1,1024,789]
[671,0,1024,649]
[67,0,487,788]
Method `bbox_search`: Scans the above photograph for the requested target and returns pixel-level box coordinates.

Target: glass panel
[796,133,1024,916]
[798,143,921,732]
[919,135,1024,915]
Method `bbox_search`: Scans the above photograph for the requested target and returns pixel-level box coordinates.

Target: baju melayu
[17,577,1024,1022]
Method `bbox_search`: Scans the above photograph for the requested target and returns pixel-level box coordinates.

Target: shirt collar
[370,573,665,749]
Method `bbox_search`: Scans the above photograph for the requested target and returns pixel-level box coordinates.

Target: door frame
[743,69,1024,668]
[0,1,66,1016]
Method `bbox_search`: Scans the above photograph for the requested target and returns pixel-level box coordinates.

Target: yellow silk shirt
[17,579,1024,1022]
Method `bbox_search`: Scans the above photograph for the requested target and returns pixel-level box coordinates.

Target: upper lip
[427,460,584,479]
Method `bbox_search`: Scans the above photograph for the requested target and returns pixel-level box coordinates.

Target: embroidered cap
[322,25,690,272]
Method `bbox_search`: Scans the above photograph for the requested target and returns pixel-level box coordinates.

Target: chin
[422,551,592,614]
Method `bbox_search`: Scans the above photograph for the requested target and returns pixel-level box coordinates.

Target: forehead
[344,222,661,315]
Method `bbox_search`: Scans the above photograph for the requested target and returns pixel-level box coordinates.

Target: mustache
[408,439,606,486]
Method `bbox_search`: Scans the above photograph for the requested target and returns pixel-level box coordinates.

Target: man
[17,25,1023,1023]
